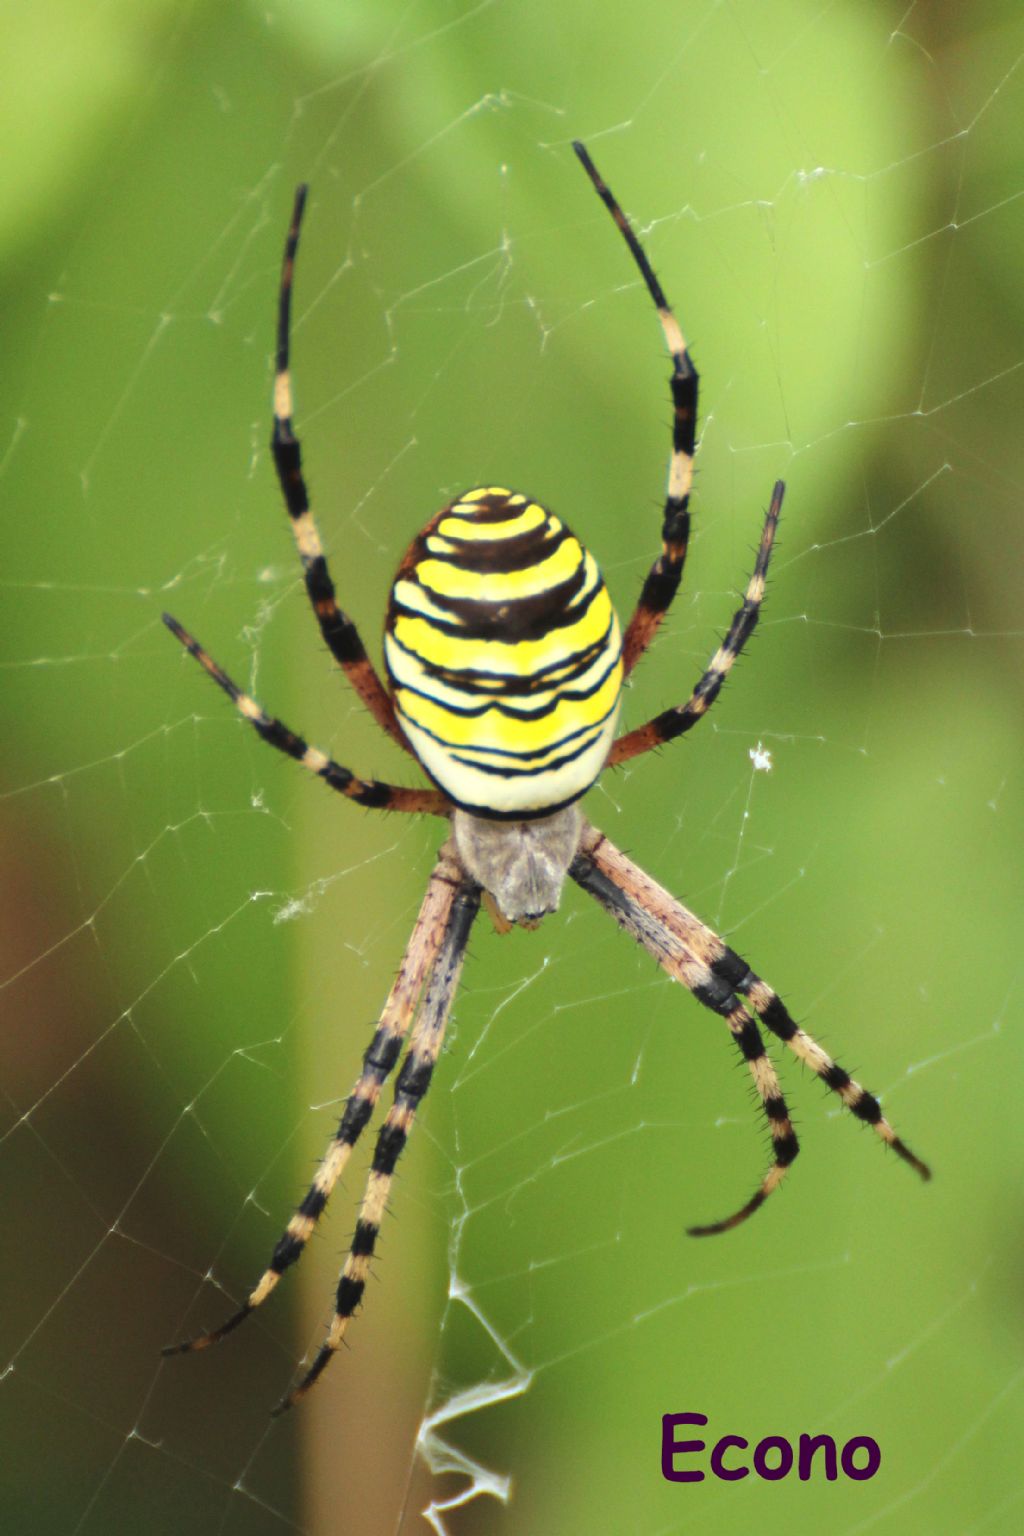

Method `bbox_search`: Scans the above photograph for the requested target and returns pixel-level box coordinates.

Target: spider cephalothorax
[162,143,928,1415]
[452,803,583,928]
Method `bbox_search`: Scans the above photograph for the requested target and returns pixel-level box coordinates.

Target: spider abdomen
[384,487,623,817]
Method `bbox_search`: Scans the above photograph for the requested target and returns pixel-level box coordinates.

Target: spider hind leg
[275,876,481,1413]
[571,823,929,1239]
[737,969,932,1182]
[569,826,799,1235]
[160,846,466,1362]
[685,971,799,1237]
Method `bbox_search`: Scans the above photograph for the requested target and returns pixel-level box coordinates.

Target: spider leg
[610,479,783,766]
[732,968,931,1182]
[572,141,698,678]
[163,612,448,816]
[570,823,797,1233]
[273,876,481,1414]
[162,844,465,1359]
[272,186,409,752]
[571,823,929,1229]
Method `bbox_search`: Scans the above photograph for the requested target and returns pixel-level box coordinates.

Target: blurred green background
[3,2,1023,1533]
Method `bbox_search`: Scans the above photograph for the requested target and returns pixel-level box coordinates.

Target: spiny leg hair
[162,846,465,1358]
[610,478,784,767]
[272,185,408,752]
[571,824,929,1233]
[163,612,447,816]
[274,877,482,1414]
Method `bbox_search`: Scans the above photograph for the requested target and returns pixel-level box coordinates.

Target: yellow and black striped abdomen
[384,488,622,818]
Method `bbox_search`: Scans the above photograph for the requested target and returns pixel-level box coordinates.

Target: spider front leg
[610,479,784,766]
[274,877,482,1414]
[162,846,465,1359]
[573,141,698,678]
[272,185,408,752]
[573,142,785,756]
[163,613,447,815]
[571,823,929,1233]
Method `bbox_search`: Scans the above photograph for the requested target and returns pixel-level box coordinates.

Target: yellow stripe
[396,663,622,757]
[416,534,584,603]
[456,485,511,502]
[436,503,549,541]
[386,637,613,712]
[391,582,612,677]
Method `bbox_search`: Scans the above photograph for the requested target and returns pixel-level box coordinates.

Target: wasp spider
[162,143,930,1414]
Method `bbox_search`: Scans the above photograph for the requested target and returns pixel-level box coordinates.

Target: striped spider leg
[571,825,930,1236]
[572,140,784,759]
[572,140,698,680]
[274,870,480,1415]
[610,478,783,766]
[161,613,445,816]
[163,842,466,1364]
[272,185,408,752]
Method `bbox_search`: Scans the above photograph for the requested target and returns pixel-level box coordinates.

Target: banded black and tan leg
[272,185,408,752]
[162,844,466,1357]
[576,823,930,1193]
[573,141,698,677]
[734,968,931,1182]
[662,900,930,1182]
[274,877,482,1414]
[163,612,447,816]
[610,479,784,767]
[569,823,799,1235]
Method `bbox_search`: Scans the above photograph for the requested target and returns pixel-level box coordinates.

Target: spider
[162,143,929,1415]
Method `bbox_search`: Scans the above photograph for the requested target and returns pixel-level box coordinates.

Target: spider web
[3,2,1023,1533]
